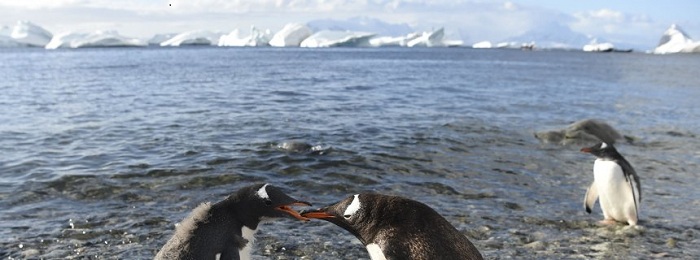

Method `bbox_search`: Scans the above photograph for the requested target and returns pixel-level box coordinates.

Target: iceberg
[653,24,700,54]
[369,32,421,47]
[1,25,22,47]
[406,28,446,47]
[472,41,492,49]
[160,30,223,47]
[582,39,614,52]
[218,26,272,47]
[300,30,375,48]
[148,33,177,45]
[8,21,53,47]
[46,30,145,49]
[269,23,312,47]
[45,31,87,49]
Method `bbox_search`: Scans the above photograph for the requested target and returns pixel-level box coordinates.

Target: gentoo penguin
[155,183,310,260]
[581,142,641,226]
[301,193,483,260]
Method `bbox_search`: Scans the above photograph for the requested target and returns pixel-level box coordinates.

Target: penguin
[155,183,310,260]
[580,142,641,226]
[300,193,483,260]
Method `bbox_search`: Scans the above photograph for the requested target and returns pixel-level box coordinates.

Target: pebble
[524,241,547,251]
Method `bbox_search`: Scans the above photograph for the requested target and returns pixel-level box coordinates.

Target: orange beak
[276,202,311,221]
[300,210,335,219]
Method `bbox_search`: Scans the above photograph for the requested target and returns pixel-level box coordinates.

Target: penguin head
[300,193,397,245]
[231,183,311,223]
[580,142,619,158]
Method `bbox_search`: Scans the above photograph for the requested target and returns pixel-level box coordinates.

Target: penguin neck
[365,243,387,260]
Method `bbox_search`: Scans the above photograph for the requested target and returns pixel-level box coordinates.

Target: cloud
[570,8,657,46]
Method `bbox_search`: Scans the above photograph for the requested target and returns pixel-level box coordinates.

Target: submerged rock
[534,119,624,145]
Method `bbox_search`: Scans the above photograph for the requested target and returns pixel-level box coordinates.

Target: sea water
[1,47,698,259]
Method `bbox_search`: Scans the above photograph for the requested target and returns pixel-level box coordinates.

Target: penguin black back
[155,183,310,260]
[581,142,642,202]
[302,193,483,260]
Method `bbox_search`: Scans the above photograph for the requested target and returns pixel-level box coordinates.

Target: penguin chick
[155,183,310,260]
[581,142,641,226]
[301,193,483,260]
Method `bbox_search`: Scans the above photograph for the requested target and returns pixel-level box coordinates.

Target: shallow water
[1,47,699,259]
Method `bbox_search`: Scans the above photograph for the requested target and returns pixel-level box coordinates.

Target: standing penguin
[301,193,483,260]
[155,183,310,260]
[581,142,641,226]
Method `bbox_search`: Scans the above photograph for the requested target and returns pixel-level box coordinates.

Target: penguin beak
[299,209,335,219]
[580,147,592,153]
[276,201,312,221]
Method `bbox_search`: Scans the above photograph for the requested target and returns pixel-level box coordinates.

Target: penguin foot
[598,219,618,226]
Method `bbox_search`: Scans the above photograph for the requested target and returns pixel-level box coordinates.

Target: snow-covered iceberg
[300,30,375,48]
[472,41,492,49]
[406,28,446,47]
[1,25,21,47]
[45,31,87,49]
[583,39,614,52]
[3,21,53,47]
[10,21,53,47]
[653,24,700,54]
[369,32,421,47]
[269,23,312,47]
[46,30,145,49]
[218,26,272,47]
[160,30,223,47]
[148,33,177,45]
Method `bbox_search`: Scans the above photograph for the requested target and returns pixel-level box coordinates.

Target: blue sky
[1,0,698,49]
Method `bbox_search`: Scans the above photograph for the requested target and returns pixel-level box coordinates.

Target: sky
[1,0,699,49]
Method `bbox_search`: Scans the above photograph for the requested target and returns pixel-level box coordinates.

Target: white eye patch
[600,142,608,149]
[256,184,270,199]
[343,194,361,219]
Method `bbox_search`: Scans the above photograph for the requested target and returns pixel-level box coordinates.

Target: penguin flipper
[584,181,598,214]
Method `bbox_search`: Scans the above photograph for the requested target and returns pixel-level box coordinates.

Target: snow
[653,24,700,54]
[160,30,223,47]
[46,30,145,49]
[269,23,312,47]
[300,30,375,48]
[218,26,272,47]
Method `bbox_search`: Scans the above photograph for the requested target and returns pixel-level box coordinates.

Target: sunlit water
[1,47,699,259]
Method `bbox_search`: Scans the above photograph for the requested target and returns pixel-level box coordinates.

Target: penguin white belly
[593,160,638,223]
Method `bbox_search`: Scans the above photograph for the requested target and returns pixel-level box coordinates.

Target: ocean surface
[1,47,699,259]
